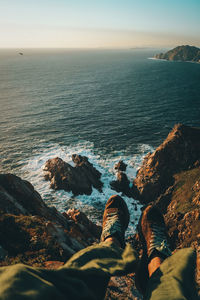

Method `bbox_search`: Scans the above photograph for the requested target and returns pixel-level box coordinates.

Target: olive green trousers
[0,242,197,300]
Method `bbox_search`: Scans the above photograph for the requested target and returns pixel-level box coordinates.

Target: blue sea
[0,49,200,234]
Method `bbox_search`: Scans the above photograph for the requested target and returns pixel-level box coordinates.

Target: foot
[135,205,172,294]
[138,205,171,262]
[101,195,130,248]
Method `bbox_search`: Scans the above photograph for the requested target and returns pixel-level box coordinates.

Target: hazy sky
[0,0,200,48]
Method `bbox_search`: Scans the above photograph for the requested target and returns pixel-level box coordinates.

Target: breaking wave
[20,141,154,235]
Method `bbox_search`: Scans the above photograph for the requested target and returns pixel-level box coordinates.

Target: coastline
[148,57,200,64]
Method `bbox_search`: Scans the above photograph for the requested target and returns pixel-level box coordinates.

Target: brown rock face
[132,125,200,295]
[133,124,200,203]
[114,160,127,172]
[110,171,132,197]
[64,209,101,245]
[0,174,101,267]
[44,155,103,195]
[0,174,52,218]
[110,160,134,197]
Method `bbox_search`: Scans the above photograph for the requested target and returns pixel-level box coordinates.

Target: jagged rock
[0,174,100,267]
[65,209,101,237]
[0,173,52,217]
[132,125,200,294]
[110,160,134,197]
[110,171,133,197]
[0,173,70,227]
[111,171,129,191]
[44,155,103,195]
[64,209,101,246]
[114,160,127,172]
[133,124,200,203]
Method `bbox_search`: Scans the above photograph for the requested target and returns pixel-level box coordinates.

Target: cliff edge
[0,174,101,266]
[133,124,200,292]
[0,124,200,297]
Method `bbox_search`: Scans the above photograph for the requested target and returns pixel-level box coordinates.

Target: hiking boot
[138,205,172,261]
[101,195,130,248]
[135,205,172,295]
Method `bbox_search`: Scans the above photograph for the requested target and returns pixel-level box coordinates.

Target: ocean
[0,49,200,235]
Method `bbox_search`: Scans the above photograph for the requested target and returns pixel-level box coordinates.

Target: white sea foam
[20,141,154,236]
[148,57,167,61]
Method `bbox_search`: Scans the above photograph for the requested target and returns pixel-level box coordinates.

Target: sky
[0,0,200,49]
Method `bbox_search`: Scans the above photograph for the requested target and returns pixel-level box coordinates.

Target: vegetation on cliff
[154,45,200,62]
[0,174,101,267]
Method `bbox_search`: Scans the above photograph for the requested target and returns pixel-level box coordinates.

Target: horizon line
[0,45,182,50]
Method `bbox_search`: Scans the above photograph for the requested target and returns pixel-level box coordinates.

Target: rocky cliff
[0,123,200,297]
[132,124,200,293]
[133,124,200,203]
[0,174,101,266]
[132,124,200,247]
[155,45,200,63]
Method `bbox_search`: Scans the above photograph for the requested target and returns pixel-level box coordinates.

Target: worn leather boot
[135,205,172,295]
[139,205,171,261]
[101,195,130,248]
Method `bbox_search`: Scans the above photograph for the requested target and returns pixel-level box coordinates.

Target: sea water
[0,49,200,234]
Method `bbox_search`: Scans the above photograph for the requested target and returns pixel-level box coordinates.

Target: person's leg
[137,205,198,300]
[61,195,138,299]
[146,247,197,300]
[148,256,163,277]
[0,195,138,300]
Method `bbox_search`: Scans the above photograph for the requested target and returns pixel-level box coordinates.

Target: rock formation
[1,124,200,297]
[0,174,101,266]
[114,160,127,172]
[0,173,142,299]
[44,154,103,195]
[110,171,132,197]
[132,124,200,293]
[154,45,200,63]
[132,124,200,203]
[110,160,134,197]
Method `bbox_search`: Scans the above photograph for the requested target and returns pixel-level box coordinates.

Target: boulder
[44,155,103,195]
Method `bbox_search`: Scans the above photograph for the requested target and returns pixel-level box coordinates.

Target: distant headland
[154,45,200,63]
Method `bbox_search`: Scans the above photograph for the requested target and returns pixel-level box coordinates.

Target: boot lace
[101,212,122,241]
[149,223,172,257]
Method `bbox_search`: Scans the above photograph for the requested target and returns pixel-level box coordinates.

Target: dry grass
[0,213,67,267]
[172,167,200,215]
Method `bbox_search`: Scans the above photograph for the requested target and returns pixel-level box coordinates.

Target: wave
[148,57,167,61]
[20,141,154,236]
